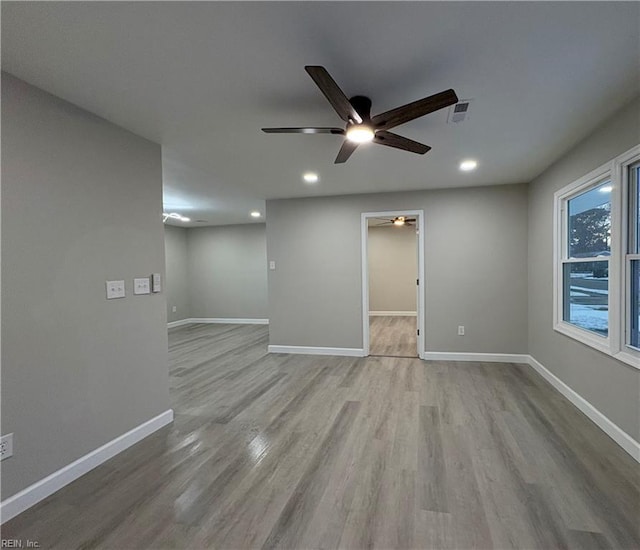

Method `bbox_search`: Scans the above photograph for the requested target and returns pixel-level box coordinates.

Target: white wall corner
[526,355,639,463]
[0,409,174,524]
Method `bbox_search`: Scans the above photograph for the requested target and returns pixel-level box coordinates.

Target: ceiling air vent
[448,100,473,124]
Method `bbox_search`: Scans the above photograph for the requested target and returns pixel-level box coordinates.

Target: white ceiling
[3,2,639,226]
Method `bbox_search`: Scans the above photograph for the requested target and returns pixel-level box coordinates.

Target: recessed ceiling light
[459,159,478,172]
[599,185,613,193]
[346,125,375,143]
[303,172,319,183]
[250,211,262,218]
[163,212,190,223]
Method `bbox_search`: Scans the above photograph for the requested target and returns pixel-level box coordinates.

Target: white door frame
[361,210,425,358]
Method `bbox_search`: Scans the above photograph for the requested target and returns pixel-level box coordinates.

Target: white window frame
[553,145,640,370]
[616,145,640,365]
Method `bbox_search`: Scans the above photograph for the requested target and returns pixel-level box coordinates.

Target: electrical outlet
[458,325,465,336]
[172,306,177,313]
[1,433,14,461]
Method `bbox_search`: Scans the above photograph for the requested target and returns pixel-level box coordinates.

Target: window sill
[614,350,640,370]
[554,322,640,370]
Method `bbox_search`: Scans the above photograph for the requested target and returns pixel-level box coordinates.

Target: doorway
[361,210,425,358]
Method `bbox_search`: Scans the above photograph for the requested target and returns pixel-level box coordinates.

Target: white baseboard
[190,318,269,325]
[168,318,269,327]
[268,345,366,357]
[369,311,417,317]
[0,409,174,524]
[526,356,639,463]
[421,351,530,363]
[167,319,191,328]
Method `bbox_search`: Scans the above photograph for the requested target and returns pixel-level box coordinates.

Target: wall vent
[448,100,473,124]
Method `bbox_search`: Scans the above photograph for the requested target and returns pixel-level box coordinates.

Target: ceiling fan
[262,66,458,164]
[373,216,416,227]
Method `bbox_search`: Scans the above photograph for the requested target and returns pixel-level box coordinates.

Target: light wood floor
[4,323,639,549]
[369,316,417,357]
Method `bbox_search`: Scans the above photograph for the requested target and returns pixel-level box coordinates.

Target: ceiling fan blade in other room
[373,131,432,154]
[262,127,345,134]
[372,89,458,131]
[305,66,363,124]
[335,140,359,164]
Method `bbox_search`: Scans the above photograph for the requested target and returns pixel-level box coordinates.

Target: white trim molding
[361,209,425,358]
[0,409,174,524]
[526,356,639,462]
[268,345,366,357]
[191,317,269,325]
[421,351,530,363]
[168,318,269,327]
[369,311,417,317]
[167,318,192,329]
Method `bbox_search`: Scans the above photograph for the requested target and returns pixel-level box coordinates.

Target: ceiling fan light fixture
[393,216,406,226]
[346,124,375,143]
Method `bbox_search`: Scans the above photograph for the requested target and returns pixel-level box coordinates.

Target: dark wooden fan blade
[262,127,344,135]
[305,66,363,124]
[373,130,431,154]
[335,140,358,164]
[372,89,458,130]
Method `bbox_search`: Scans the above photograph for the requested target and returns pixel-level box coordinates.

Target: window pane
[568,181,611,258]
[631,260,639,348]
[563,261,608,336]
[631,164,640,254]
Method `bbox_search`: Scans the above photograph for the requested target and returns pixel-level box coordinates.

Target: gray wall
[187,224,268,319]
[164,225,190,322]
[1,74,170,499]
[368,225,417,312]
[528,96,640,440]
[267,184,528,352]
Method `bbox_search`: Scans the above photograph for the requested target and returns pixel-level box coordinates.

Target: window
[562,181,611,337]
[554,145,640,369]
[627,161,640,349]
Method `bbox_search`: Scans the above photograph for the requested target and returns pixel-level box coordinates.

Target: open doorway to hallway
[362,211,425,358]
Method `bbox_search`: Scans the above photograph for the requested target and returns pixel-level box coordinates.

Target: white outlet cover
[134,277,151,295]
[106,280,125,299]
[269,260,276,270]
[1,433,14,461]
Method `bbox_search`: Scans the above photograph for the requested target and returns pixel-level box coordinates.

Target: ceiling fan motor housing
[348,95,372,124]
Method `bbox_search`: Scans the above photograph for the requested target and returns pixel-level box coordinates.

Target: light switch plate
[269,260,276,271]
[106,280,125,299]
[134,277,151,295]
[152,273,161,293]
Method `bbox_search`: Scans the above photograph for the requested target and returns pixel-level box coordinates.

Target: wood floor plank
[369,315,417,357]
[3,323,639,549]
